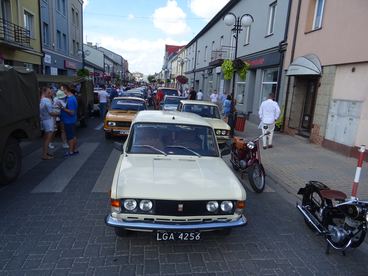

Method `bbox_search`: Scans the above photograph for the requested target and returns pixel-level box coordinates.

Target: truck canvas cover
[0,66,39,128]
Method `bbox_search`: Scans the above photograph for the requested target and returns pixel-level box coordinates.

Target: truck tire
[0,138,21,185]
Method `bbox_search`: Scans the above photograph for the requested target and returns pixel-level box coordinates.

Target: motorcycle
[230,131,270,193]
[297,145,368,254]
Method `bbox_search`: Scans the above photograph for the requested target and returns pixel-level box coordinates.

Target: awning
[286,54,322,76]
[36,74,85,84]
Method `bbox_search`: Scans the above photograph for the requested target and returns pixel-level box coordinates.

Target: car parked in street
[104,97,147,138]
[105,111,247,240]
[161,96,182,111]
[177,100,231,146]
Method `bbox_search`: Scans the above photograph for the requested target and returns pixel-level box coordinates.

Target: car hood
[106,110,137,120]
[114,155,245,201]
[203,118,230,130]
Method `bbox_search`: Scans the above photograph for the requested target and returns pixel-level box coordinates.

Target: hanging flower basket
[176,75,188,84]
[221,59,234,80]
[238,62,250,80]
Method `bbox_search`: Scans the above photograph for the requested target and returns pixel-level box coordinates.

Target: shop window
[260,68,278,103]
[236,81,246,104]
[266,1,277,36]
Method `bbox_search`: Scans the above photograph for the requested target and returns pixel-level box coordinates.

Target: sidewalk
[236,122,368,199]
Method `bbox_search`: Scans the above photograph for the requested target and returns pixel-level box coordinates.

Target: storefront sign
[244,52,280,69]
[44,54,51,64]
[64,60,77,69]
[50,67,58,76]
[215,66,222,74]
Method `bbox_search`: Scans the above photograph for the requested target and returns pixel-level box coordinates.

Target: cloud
[127,14,135,20]
[86,34,187,75]
[189,0,230,20]
[83,0,89,9]
[153,0,190,36]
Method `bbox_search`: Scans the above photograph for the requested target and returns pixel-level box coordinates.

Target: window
[57,0,66,15]
[236,81,246,104]
[260,68,278,103]
[220,36,224,47]
[72,40,76,54]
[23,11,34,37]
[76,12,79,27]
[313,0,325,30]
[62,34,66,52]
[56,30,61,49]
[42,22,49,45]
[197,50,200,65]
[244,26,250,45]
[76,42,79,54]
[204,46,207,62]
[267,1,277,35]
[72,8,75,25]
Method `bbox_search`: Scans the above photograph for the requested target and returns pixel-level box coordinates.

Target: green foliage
[147,75,156,83]
[166,79,171,83]
[221,59,234,80]
[275,105,284,129]
[238,62,250,80]
[77,68,90,77]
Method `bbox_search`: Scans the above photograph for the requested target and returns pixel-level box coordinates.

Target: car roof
[157,87,178,90]
[133,111,212,127]
[113,96,145,102]
[180,100,218,107]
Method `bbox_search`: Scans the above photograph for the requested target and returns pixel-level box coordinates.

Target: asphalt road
[0,117,367,276]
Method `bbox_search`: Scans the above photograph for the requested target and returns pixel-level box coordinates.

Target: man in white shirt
[98,86,109,119]
[210,90,218,104]
[258,93,281,149]
[196,89,203,100]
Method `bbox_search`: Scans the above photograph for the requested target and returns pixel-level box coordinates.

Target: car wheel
[105,132,112,139]
[114,228,129,237]
[0,138,21,185]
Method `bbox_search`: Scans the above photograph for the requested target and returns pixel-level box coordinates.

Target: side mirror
[114,142,124,152]
[221,146,231,157]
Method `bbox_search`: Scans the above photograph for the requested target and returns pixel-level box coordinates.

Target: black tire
[248,163,265,193]
[301,189,324,231]
[114,228,129,237]
[350,228,366,248]
[232,163,239,171]
[0,138,21,185]
[105,132,111,139]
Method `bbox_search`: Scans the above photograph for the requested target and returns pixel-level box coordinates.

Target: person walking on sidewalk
[60,84,79,157]
[258,92,280,149]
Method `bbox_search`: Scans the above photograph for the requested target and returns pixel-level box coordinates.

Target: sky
[83,0,230,75]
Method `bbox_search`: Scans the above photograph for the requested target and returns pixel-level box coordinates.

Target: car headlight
[215,129,221,135]
[107,121,116,127]
[221,130,227,135]
[123,199,137,211]
[220,201,234,212]
[206,201,219,212]
[139,200,153,211]
[247,141,255,149]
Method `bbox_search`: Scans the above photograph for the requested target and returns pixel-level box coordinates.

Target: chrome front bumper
[105,214,247,231]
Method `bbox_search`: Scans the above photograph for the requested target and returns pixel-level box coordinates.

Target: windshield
[183,104,221,119]
[160,89,178,96]
[111,99,146,111]
[164,97,180,105]
[127,123,219,157]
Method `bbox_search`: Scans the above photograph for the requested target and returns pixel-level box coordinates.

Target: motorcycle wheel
[350,228,366,248]
[248,163,265,193]
[301,189,325,231]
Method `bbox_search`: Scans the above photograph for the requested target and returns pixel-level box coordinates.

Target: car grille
[115,121,131,128]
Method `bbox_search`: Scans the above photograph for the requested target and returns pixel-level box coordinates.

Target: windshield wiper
[166,145,201,157]
[134,145,167,156]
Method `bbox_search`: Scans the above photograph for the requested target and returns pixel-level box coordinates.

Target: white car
[105,111,247,240]
[162,96,182,111]
[177,100,231,145]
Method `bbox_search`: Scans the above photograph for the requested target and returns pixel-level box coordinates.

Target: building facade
[98,46,126,84]
[282,0,368,157]
[40,0,83,76]
[84,42,104,85]
[0,0,42,72]
[184,0,291,121]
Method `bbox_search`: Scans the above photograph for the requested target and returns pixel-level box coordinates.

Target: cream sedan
[177,100,230,146]
[105,111,247,240]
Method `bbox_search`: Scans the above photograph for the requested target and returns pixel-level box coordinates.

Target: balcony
[0,18,31,49]
[209,46,234,67]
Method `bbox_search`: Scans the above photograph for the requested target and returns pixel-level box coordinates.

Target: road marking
[32,142,99,193]
[95,122,104,130]
[92,149,121,193]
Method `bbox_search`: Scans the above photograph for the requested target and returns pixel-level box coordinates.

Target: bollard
[351,145,366,199]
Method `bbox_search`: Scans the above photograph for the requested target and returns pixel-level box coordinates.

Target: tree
[77,68,90,77]
[147,75,156,83]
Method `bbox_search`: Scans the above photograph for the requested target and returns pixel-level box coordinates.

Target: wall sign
[44,54,51,64]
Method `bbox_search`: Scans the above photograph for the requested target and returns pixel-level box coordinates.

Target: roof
[113,97,146,102]
[165,45,185,56]
[133,111,211,127]
[180,100,218,107]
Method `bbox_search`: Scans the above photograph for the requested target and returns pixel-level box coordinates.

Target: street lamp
[223,12,254,136]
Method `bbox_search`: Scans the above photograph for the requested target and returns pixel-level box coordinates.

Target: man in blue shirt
[60,84,78,157]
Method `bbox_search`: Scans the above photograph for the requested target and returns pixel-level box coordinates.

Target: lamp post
[223,12,254,135]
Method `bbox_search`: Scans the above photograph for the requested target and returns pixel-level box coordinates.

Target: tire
[232,163,239,171]
[105,132,111,139]
[301,189,324,231]
[0,138,21,185]
[350,228,366,248]
[248,163,265,193]
[114,228,130,237]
